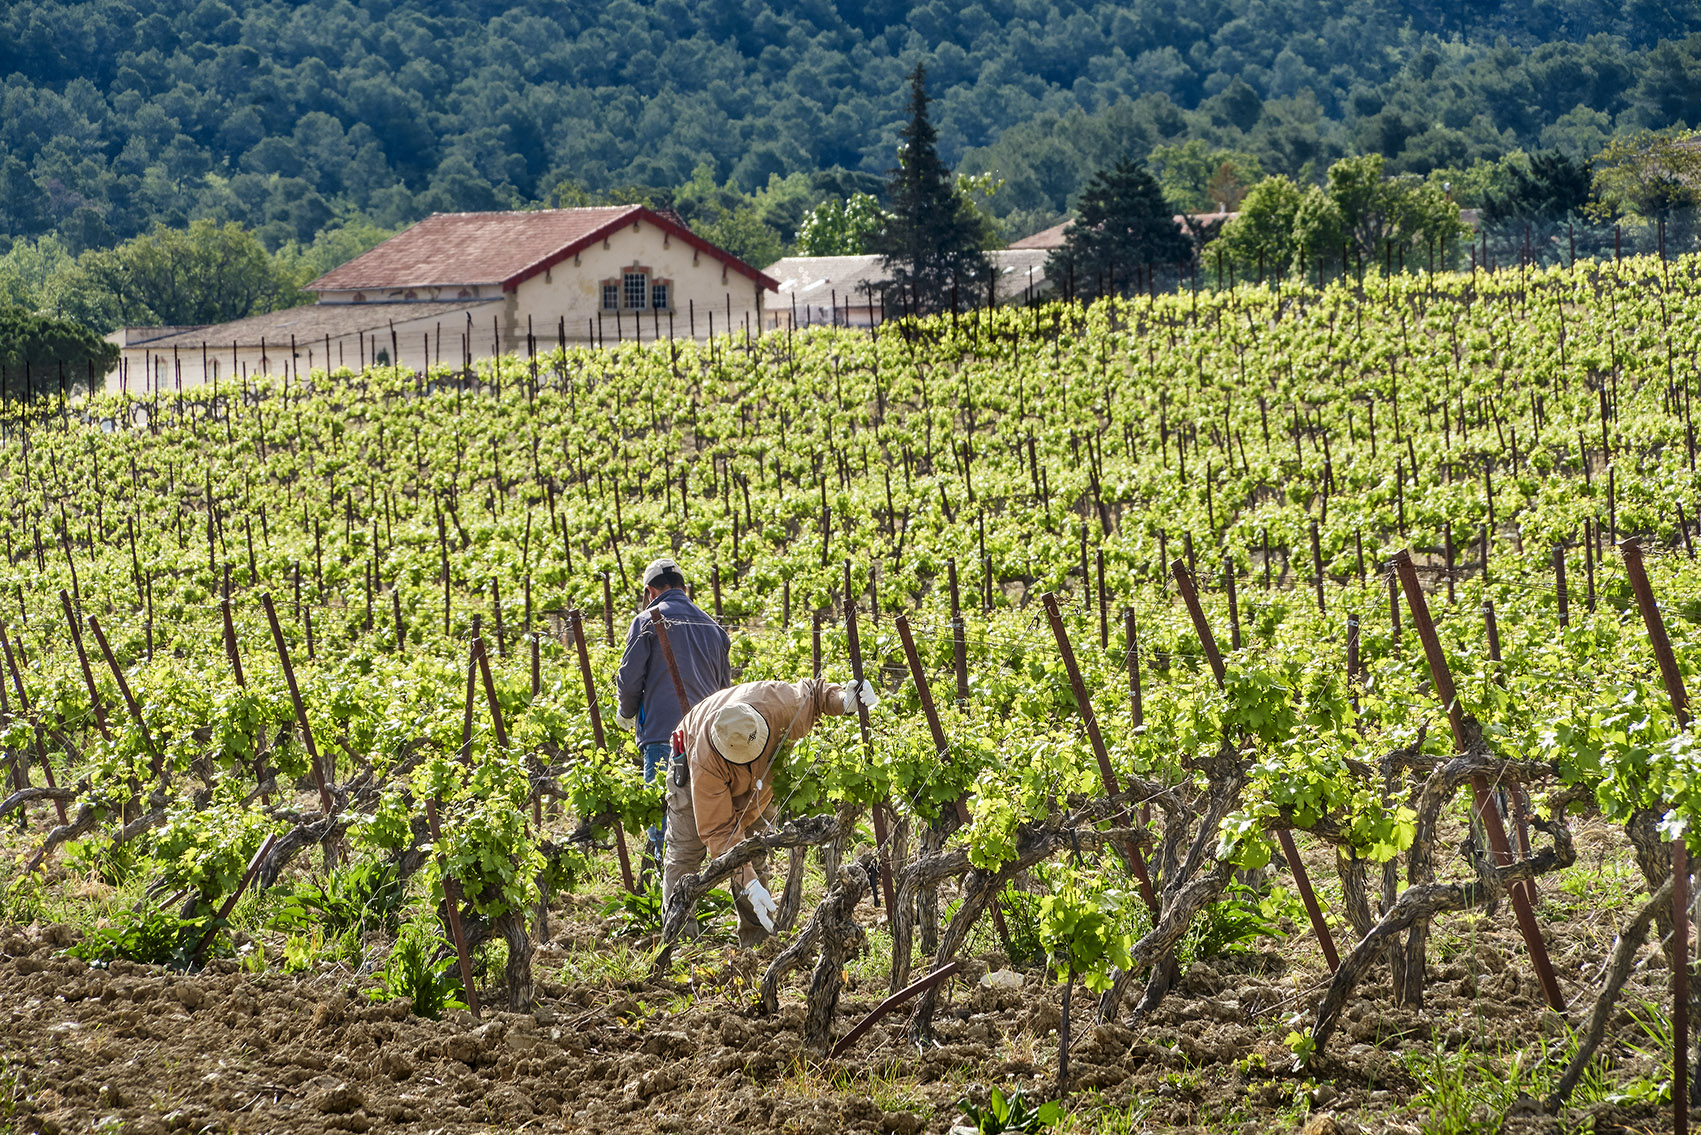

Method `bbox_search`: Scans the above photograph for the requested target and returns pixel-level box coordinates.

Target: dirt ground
[0,823,1684,1135]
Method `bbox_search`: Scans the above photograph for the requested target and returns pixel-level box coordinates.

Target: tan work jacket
[682,679,850,887]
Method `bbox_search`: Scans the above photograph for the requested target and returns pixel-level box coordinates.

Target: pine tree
[1047,159,1192,301]
[875,65,989,316]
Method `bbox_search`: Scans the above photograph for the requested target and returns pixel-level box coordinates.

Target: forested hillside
[3,0,1701,257]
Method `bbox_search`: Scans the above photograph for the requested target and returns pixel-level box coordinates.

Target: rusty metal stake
[1170,560,1337,971]
[828,960,961,1058]
[86,614,164,781]
[426,797,482,1020]
[573,608,636,894]
[1619,537,1690,1135]
[845,560,898,917]
[59,590,111,738]
[260,594,334,813]
[1040,593,1159,914]
[894,615,1009,946]
[1392,550,1565,1013]
[0,623,65,825]
[192,832,278,964]
[893,615,970,827]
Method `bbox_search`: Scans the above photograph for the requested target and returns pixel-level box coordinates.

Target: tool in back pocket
[670,728,689,788]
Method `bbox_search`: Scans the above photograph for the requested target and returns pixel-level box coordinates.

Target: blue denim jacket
[614,588,731,748]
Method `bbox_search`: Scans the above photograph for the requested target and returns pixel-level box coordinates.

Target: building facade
[108,206,777,394]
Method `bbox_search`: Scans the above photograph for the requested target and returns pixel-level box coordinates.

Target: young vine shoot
[3,252,1700,1131]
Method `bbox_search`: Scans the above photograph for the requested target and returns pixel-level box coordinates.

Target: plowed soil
[0,827,1681,1134]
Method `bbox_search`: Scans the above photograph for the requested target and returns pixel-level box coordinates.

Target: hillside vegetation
[4,0,1701,258]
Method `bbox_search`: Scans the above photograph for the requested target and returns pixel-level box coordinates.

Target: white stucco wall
[507,217,767,345]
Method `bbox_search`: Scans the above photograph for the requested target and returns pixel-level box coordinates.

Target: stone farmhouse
[108,205,778,394]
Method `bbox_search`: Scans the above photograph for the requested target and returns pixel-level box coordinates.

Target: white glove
[613,710,637,731]
[743,878,777,933]
[854,678,880,712]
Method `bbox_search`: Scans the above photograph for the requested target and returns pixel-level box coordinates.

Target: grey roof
[105,326,209,348]
[1008,221,1069,250]
[763,255,888,305]
[127,299,503,352]
[763,250,1054,308]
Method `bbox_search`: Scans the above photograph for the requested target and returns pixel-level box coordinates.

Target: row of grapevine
[2,253,1699,1126]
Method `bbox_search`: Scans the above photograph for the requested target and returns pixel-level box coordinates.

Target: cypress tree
[875,65,989,316]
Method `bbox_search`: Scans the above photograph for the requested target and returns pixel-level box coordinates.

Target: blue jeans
[641,741,671,864]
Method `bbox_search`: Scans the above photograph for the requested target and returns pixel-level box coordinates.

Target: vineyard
[2,253,1700,1135]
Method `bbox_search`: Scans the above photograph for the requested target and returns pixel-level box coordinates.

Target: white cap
[642,557,682,589]
[710,702,770,765]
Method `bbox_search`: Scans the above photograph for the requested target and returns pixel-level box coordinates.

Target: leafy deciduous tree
[1216,174,1306,279]
[52,219,305,333]
[1590,129,1701,220]
[1219,156,1465,279]
[0,304,118,396]
[796,193,887,256]
[1149,140,1265,214]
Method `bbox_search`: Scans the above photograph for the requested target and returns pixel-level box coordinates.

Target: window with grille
[650,281,669,311]
[601,282,619,309]
[623,272,648,309]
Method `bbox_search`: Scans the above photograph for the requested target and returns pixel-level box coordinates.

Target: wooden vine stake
[844,560,898,917]
[1391,550,1565,1012]
[425,797,482,1020]
[892,613,1010,975]
[1618,537,1689,1135]
[1169,560,1338,972]
[87,615,164,782]
[1040,592,1159,913]
[573,607,637,894]
[259,593,334,813]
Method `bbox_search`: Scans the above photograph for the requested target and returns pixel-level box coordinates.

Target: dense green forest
[4,1,1701,278]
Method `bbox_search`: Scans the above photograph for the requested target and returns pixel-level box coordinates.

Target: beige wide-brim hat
[711,702,770,765]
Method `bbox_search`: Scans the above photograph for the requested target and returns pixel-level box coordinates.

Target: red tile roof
[308,206,778,293]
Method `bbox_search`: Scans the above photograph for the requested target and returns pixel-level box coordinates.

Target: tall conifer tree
[875,65,989,316]
[1047,159,1192,300]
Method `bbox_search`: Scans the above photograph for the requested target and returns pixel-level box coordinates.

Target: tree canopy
[2,0,1700,267]
[0,305,118,396]
[1046,159,1192,299]
[874,66,990,315]
[1482,151,1593,225]
[48,220,305,332]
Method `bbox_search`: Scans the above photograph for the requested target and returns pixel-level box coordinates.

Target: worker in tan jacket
[664,677,879,946]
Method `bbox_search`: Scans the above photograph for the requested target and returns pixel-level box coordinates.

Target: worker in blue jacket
[614,557,731,869]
